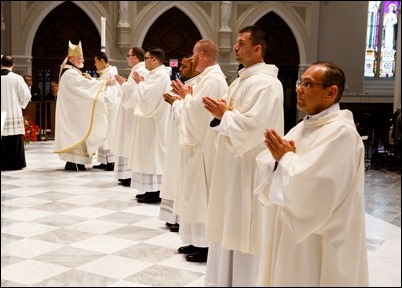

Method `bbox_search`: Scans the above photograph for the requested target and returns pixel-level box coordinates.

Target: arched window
[364,1,400,78]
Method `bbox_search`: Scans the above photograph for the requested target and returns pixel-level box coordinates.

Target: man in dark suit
[23,74,42,101]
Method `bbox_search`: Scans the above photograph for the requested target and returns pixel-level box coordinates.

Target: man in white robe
[54,41,112,171]
[169,39,229,263]
[113,47,149,186]
[92,52,119,171]
[201,25,284,286]
[127,48,171,203]
[159,55,200,231]
[1,55,31,170]
[254,61,369,286]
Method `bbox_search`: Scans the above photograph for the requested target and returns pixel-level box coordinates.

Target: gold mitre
[68,41,83,57]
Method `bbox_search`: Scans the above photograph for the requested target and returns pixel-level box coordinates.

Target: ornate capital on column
[218,30,232,54]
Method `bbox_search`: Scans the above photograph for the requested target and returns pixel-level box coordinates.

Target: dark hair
[238,25,269,58]
[314,61,346,102]
[147,47,165,63]
[1,55,13,67]
[94,52,109,63]
[181,53,193,61]
[131,47,145,61]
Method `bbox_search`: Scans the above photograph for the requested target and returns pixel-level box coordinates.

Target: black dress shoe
[169,223,179,232]
[185,248,208,262]
[136,192,149,199]
[77,164,86,171]
[93,163,107,169]
[65,162,86,171]
[178,245,202,254]
[137,194,161,204]
[119,178,131,187]
[165,222,174,228]
[105,162,115,171]
[65,161,77,171]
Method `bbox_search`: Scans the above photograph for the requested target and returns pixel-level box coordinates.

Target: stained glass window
[364,1,400,78]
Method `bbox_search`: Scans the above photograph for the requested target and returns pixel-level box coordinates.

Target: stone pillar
[116,1,131,54]
[218,30,232,55]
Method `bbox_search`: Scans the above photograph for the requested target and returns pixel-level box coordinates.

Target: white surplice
[159,75,198,224]
[204,63,284,286]
[173,64,228,246]
[1,69,31,136]
[110,62,149,158]
[54,65,108,164]
[128,65,171,191]
[96,64,120,164]
[254,106,369,286]
[110,62,149,179]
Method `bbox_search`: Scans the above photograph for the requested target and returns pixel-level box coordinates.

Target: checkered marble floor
[1,141,401,287]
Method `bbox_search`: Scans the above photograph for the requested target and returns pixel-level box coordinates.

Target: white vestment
[173,64,228,246]
[1,69,31,136]
[128,65,171,191]
[159,75,198,224]
[204,63,284,286]
[254,106,369,286]
[54,65,108,164]
[110,62,149,179]
[96,65,119,163]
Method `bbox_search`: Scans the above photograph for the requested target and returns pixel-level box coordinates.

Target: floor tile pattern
[1,141,400,287]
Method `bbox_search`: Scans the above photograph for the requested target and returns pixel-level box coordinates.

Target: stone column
[117,1,131,54]
[218,1,232,55]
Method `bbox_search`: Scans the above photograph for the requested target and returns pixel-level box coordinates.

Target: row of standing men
[51,26,368,287]
[2,23,368,286]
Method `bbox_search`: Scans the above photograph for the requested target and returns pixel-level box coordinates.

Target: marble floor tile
[1,140,401,287]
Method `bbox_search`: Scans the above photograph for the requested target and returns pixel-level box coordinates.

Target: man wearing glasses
[127,48,171,204]
[113,47,149,187]
[255,61,369,286]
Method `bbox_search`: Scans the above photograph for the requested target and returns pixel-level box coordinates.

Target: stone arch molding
[236,1,315,65]
[21,1,108,57]
[20,1,313,65]
[132,2,214,46]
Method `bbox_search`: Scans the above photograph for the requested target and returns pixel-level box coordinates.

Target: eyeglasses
[296,80,332,89]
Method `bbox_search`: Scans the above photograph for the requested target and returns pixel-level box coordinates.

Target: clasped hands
[163,93,180,106]
[264,128,296,161]
[170,79,192,99]
[132,71,144,84]
[163,79,193,106]
[202,96,228,120]
[114,74,126,85]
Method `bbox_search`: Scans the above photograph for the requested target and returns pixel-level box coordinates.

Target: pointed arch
[133,2,214,45]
